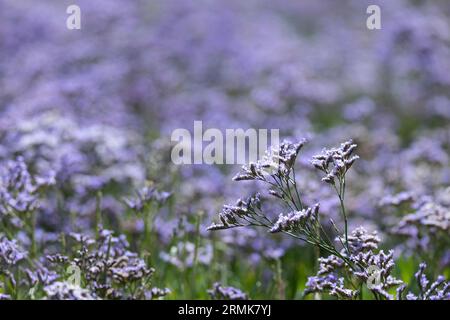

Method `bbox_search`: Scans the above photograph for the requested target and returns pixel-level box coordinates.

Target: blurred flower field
[0,0,449,300]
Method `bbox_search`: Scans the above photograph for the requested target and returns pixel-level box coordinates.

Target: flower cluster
[44,281,98,300]
[345,227,380,254]
[351,250,403,300]
[0,0,449,300]
[394,202,450,233]
[305,227,403,300]
[270,204,319,234]
[43,228,169,300]
[304,274,357,299]
[399,263,450,300]
[207,193,264,231]
[208,283,248,300]
[124,185,171,213]
[391,197,450,269]
[209,140,362,262]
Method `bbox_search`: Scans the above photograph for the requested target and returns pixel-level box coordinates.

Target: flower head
[208,283,248,300]
[0,236,27,270]
[207,193,262,231]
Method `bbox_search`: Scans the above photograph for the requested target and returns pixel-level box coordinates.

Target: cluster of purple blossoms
[0,236,27,300]
[0,157,54,221]
[304,227,402,300]
[0,0,449,300]
[44,282,98,300]
[311,140,359,185]
[0,236,27,270]
[304,274,356,300]
[43,228,170,300]
[399,263,450,300]
[159,241,213,271]
[388,190,450,269]
[394,202,449,234]
[270,204,319,234]
[210,139,449,300]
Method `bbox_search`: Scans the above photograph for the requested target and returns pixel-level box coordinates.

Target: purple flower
[208,283,248,300]
[44,282,98,300]
[311,140,359,184]
[270,204,319,233]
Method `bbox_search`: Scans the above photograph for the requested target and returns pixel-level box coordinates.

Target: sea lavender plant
[394,201,449,234]
[123,185,171,213]
[209,140,308,232]
[311,140,359,252]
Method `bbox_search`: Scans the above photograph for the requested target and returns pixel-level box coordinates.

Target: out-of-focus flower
[207,193,263,231]
[44,281,98,300]
[305,274,357,299]
[394,202,450,233]
[233,140,306,181]
[270,204,319,234]
[123,185,171,212]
